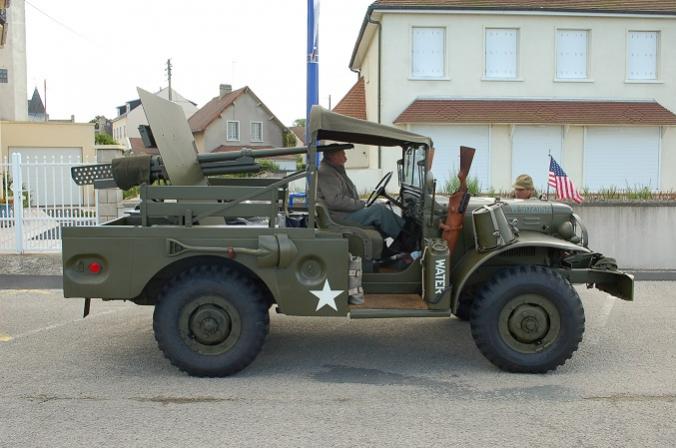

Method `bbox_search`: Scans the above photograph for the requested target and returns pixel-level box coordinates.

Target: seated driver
[317,148,404,240]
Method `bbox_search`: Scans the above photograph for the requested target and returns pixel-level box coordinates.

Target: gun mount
[71,143,354,190]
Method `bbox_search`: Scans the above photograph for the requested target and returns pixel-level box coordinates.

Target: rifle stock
[439,146,476,253]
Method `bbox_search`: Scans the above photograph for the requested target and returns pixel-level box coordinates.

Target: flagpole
[546,151,551,200]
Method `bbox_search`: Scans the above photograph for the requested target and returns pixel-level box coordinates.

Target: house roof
[289,126,306,145]
[371,1,676,14]
[332,78,367,120]
[394,99,676,125]
[27,88,45,115]
[188,87,248,132]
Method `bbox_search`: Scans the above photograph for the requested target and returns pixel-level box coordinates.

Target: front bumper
[567,269,634,301]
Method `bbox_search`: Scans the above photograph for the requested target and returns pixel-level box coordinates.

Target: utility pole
[166,59,173,101]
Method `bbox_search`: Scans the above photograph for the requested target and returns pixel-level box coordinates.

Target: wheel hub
[189,304,231,345]
[508,305,549,343]
[498,294,562,354]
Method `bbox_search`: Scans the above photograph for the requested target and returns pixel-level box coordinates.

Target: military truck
[63,89,633,377]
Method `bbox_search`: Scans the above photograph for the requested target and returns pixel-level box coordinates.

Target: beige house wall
[661,127,676,190]
[376,13,676,125]
[200,93,285,154]
[0,121,95,162]
[490,125,511,191]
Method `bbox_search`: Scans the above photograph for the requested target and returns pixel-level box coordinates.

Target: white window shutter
[412,27,445,77]
[485,29,517,78]
[628,31,658,80]
[557,30,588,79]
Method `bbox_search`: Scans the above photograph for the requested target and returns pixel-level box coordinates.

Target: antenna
[165,59,173,101]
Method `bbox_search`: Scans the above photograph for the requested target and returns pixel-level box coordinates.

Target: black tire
[470,266,585,373]
[453,288,476,321]
[153,265,269,377]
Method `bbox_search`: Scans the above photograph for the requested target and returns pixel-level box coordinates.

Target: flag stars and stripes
[548,156,583,204]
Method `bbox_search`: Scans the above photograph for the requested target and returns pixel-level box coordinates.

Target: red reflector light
[88,262,102,274]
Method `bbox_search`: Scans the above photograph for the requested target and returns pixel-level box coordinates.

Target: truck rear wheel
[153,266,269,377]
[470,266,585,373]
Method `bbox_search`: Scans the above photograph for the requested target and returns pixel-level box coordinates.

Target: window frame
[626,30,661,83]
[227,120,241,142]
[554,28,592,82]
[410,26,448,80]
[483,27,521,81]
[0,68,8,83]
[250,121,264,142]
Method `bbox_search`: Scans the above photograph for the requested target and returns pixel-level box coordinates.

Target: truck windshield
[402,145,426,188]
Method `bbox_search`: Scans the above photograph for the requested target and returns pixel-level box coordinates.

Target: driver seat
[315,201,384,262]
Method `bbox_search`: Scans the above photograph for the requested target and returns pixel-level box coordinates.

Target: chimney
[220,84,232,97]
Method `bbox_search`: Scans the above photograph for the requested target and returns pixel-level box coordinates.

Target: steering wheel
[366,171,393,207]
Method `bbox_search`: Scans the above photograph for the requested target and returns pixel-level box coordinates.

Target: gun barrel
[196,143,354,164]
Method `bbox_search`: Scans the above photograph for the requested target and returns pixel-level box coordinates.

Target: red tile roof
[394,99,676,125]
[289,126,306,145]
[333,78,367,120]
[373,1,676,14]
[188,87,248,132]
[129,137,159,155]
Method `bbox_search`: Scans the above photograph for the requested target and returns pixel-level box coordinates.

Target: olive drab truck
[62,89,634,377]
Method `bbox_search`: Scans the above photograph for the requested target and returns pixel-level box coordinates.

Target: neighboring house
[0,0,27,121]
[345,0,676,192]
[27,87,46,122]
[289,126,306,146]
[0,120,95,205]
[189,84,294,171]
[92,115,113,136]
[112,87,198,151]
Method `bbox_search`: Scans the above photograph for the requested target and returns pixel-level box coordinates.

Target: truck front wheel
[470,266,585,373]
[153,266,269,377]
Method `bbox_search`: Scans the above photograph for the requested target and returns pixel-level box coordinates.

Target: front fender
[447,231,590,313]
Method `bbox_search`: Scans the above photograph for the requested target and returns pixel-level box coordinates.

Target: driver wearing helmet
[317,148,404,239]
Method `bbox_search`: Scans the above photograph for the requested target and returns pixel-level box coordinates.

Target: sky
[24,0,375,126]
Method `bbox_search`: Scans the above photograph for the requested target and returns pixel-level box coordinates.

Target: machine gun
[71,143,354,190]
[439,146,476,253]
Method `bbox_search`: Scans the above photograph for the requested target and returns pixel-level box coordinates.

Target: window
[227,120,240,141]
[411,27,445,78]
[556,30,589,79]
[485,28,518,79]
[628,31,659,80]
[250,121,263,142]
[0,68,7,83]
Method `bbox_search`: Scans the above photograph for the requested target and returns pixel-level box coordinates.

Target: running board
[349,309,451,319]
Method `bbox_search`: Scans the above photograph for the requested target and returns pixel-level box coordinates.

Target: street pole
[166,59,173,101]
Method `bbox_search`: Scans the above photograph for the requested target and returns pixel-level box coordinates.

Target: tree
[292,118,306,127]
[95,133,118,145]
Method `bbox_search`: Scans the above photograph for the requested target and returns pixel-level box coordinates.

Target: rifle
[439,146,476,253]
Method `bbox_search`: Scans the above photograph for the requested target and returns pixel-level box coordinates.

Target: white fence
[0,153,98,253]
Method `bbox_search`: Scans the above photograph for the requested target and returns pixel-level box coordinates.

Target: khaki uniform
[317,160,404,238]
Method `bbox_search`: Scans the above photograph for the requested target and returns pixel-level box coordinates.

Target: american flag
[548,156,583,204]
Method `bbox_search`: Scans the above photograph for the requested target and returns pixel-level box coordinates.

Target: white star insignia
[310,280,343,312]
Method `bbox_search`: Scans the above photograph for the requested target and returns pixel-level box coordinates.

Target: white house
[339,0,676,192]
[112,87,198,152]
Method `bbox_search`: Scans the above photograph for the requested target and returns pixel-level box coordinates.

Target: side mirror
[397,159,403,184]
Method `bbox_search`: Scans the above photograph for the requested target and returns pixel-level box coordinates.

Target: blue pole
[306,0,319,161]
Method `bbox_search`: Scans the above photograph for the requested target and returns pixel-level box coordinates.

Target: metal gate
[0,153,98,253]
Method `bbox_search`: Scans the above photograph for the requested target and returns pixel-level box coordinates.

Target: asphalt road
[1,283,675,448]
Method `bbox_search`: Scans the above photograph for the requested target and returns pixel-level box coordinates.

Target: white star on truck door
[310,280,342,311]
